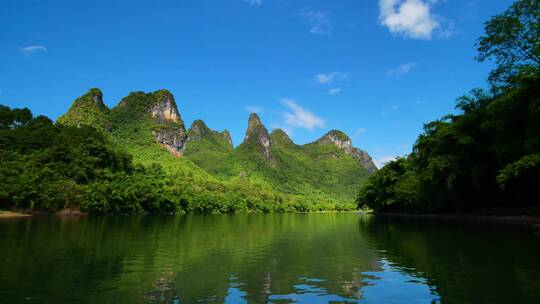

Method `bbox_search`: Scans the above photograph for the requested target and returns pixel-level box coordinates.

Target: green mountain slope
[56,88,377,208]
[183,114,374,200]
[183,119,234,177]
[57,88,111,130]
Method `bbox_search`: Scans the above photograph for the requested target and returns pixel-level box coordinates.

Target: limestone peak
[243,113,273,161]
[317,130,353,153]
[222,129,233,148]
[188,119,212,141]
[270,129,294,146]
[150,90,182,125]
[56,88,110,129]
[316,130,377,172]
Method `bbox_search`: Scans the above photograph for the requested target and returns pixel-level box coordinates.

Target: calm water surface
[0,213,539,303]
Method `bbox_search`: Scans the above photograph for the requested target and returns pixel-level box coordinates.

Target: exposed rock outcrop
[149,91,187,156]
[243,113,273,161]
[187,119,211,142]
[150,90,181,124]
[222,130,233,149]
[351,148,377,173]
[317,130,354,153]
[317,130,377,173]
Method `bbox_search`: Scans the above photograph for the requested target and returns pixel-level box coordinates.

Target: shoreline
[0,211,31,218]
[0,208,87,219]
[1,209,539,227]
[0,208,360,218]
[376,212,540,226]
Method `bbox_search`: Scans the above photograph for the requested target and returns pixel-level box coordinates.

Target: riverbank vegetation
[0,106,356,214]
[357,0,540,214]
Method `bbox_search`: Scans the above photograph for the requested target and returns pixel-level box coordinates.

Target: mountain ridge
[58,88,377,200]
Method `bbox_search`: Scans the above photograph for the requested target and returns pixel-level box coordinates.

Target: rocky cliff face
[222,130,233,149]
[149,91,187,156]
[243,113,273,161]
[187,119,211,142]
[150,90,181,124]
[317,130,354,153]
[317,130,377,173]
[351,148,377,173]
[153,128,187,156]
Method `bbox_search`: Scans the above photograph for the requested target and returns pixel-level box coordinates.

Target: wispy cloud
[374,155,399,168]
[328,88,342,95]
[301,11,333,36]
[20,45,47,55]
[314,72,350,84]
[353,128,366,138]
[381,104,400,116]
[387,62,417,77]
[378,0,447,40]
[244,0,262,5]
[245,106,263,113]
[281,98,325,131]
[374,144,411,168]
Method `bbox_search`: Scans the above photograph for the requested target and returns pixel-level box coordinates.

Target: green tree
[476,0,540,89]
[358,0,540,214]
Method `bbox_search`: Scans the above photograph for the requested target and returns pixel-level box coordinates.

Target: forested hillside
[0,86,375,214]
[357,0,540,214]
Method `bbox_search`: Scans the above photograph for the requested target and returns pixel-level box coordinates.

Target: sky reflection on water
[0,214,538,303]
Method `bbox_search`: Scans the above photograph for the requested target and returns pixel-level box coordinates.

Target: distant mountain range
[58,88,376,201]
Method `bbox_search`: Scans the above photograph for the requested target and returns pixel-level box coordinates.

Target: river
[0,213,538,303]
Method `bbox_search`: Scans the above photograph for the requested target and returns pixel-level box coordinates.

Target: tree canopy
[476,0,540,89]
[358,0,540,214]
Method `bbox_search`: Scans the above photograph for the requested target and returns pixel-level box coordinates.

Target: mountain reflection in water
[0,213,539,303]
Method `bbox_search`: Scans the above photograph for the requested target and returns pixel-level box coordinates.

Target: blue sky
[0,0,514,167]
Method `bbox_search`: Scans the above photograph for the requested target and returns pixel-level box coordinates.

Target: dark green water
[0,213,539,304]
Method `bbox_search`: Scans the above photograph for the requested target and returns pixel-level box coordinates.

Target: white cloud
[353,128,366,138]
[245,106,263,113]
[314,72,350,84]
[281,98,325,131]
[381,104,400,116]
[374,155,399,168]
[20,45,47,55]
[302,11,333,36]
[328,88,342,95]
[378,0,441,39]
[244,0,262,5]
[387,62,417,77]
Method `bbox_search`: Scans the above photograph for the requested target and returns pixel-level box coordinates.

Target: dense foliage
[357,0,540,214]
[0,105,356,214]
[476,0,539,89]
[185,118,370,201]
[56,88,111,130]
